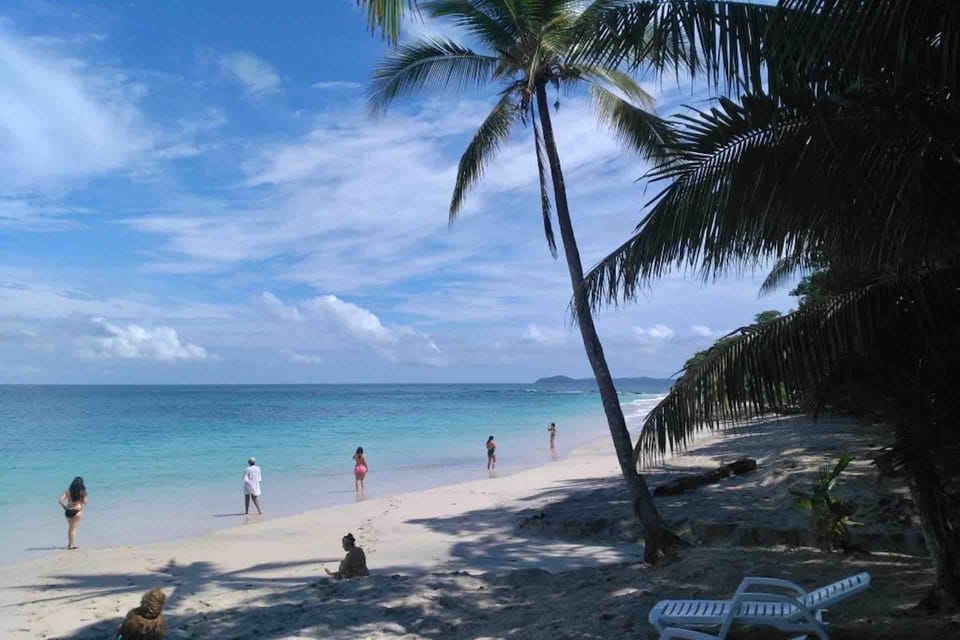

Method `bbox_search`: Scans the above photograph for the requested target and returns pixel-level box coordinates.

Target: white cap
[248,457,256,464]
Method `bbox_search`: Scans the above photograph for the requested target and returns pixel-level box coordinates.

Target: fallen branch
[653,458,757,497]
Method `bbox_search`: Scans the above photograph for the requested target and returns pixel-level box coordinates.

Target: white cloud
[311,80,361,91]
[80,318,209,362]
[302,295,445,367]
[218,51,281,95]
[520,323,567,347]
[634,324,675,340]
[690,324,714,337]
[253,291,305,322]
[0,29,152,190]
[281,348,323,364]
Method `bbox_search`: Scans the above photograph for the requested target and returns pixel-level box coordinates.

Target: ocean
[0,384,664,561]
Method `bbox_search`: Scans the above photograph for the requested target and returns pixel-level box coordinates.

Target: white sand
[0,436,637,639]
[1,416,945,639]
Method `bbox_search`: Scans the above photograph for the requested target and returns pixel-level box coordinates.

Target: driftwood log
[653,458,757,497]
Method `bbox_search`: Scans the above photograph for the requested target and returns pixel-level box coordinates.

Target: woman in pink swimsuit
[353,447,368,492]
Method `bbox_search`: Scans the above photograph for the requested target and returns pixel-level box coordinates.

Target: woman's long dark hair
[487,435,494,443]
[355,446,364,456]
[68,477,86,502]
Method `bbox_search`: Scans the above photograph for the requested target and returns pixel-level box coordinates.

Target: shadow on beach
[37,544,948,640]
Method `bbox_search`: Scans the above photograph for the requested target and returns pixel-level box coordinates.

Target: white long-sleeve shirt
[242,465,262,495]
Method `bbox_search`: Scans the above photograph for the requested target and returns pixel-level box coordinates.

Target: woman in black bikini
[486,435,496,470]
[58,476,87,549]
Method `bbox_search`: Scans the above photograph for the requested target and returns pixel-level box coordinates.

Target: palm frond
[572,63,656,109]
[356,0,419,44]
[532,106,559,258]
[770,0,960,96]
[634,267,960,466]
[422,0,522,51]
[573,1,780,94]
[590,84,676,162]
[450,93,521,221]
[759,255,807,297]
[583,90,960,310]
[368,38,501,113]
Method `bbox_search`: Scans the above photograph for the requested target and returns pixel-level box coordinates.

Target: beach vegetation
[577,0,960,610]
[367,0,686,561]
[792,453,854,552]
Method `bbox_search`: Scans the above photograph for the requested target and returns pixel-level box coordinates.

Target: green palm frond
[572,64,655,109]
[583,90,960,309]
[423,0,522,51]
[758,255,808,297]
[574,1,779,93]
[357,0,419,44]
[532,109,559,257]
[368,38,501,113]
[590,84,675,162]
[450,93,521,221]
[633,267,960,466]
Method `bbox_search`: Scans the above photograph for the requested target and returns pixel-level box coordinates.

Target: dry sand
[1,416,956,639]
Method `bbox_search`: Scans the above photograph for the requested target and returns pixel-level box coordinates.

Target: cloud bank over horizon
[0,3,796,384]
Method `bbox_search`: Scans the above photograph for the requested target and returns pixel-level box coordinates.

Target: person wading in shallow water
[353,446,368,493]
[242,457,263,515]
[58,476,88,550]
[486,435,497,470]
[325,533,369,580]
[548,422,557,450]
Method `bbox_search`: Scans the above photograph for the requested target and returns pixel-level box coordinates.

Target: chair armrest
[734,577,806,597]
[658,628,720,640]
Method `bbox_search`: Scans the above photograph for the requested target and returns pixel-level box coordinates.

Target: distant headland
[534,375,673,393]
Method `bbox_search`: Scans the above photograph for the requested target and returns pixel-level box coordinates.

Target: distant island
[534,375,673,393]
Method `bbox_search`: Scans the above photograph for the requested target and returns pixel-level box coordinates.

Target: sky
[0,0,795,384]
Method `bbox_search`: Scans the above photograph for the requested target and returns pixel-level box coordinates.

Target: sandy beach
[2,416,955,639]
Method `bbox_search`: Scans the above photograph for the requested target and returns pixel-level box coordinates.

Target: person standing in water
[353,447,368,492]
[486,435,496,470]
[547,422,557,449]
[242,457,263,515]
[58,476,88,549]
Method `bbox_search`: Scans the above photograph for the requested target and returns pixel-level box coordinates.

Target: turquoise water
[0,384,662,560]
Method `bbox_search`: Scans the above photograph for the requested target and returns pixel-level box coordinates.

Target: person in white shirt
[242,457,263,515]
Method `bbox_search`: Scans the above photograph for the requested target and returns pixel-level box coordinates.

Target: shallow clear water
[0,384,663,560]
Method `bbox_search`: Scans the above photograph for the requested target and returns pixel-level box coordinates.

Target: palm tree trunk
[896,421,960,611]
[534,84,685,561]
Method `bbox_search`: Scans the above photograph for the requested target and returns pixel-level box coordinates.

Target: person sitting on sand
[325,533,369,580]
[242,457,263,515]
[547,422,557,449]
[58,476,88,550]
[353,446,368,492]
[486,435,497,470]
[116,588,166,640]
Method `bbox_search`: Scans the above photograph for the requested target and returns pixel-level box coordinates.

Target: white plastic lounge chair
[649,571,871,640]
[657,629,807,640]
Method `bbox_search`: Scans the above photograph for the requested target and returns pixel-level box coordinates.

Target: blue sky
[0,0,793,384]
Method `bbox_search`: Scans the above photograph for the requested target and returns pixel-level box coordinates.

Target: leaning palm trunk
[534,84,683,560]
[368,0,686,562]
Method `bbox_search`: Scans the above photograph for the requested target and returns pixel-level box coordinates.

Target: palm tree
[578,0,960,609]
[367,0,686,561]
